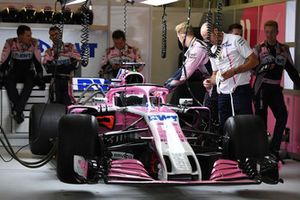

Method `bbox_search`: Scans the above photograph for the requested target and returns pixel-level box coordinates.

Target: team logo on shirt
[11,51,33,60]
[237,38,245,46]
[223,42,232,47]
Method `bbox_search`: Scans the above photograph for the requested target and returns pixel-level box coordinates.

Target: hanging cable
[161,5,167,59]
[0,125,57,168]
[205,0,223,58]
[123,1,128,34]
[54,0,65,59]
[80,0,91,67]
[123,1,135,35]
[181,0,203,107]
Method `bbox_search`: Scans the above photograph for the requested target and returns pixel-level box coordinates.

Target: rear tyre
[223,115,268,160]
[29,103,66,155]
[57,114,100,184]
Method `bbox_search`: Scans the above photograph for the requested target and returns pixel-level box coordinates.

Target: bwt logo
[72,78,110,91]
[38,39,98,58]
[148,115,178,122]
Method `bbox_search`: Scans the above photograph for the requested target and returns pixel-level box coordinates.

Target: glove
[164,78,177,91]
[35,72,45,90]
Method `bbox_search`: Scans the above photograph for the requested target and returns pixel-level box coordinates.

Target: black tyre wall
[223,115,268,160]
[29,103,66,155]
[57,114,100,184]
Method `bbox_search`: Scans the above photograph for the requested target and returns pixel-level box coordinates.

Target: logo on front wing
[148,115,178,122]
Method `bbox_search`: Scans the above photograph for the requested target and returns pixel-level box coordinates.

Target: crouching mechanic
[43,26,80,105]
[0,25,44,124]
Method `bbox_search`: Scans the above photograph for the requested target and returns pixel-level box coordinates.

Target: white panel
[0,89,12,134]
[93,4,109,25]
[284,47,295,89]
[284,0,296,89]
[285,0,296,43]
[151,7,204,85]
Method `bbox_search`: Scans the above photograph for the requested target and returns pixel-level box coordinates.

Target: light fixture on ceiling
[137,0,180,6]
[65,0,87,6]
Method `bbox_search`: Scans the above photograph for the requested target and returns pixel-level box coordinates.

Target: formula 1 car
[29,68,281,185]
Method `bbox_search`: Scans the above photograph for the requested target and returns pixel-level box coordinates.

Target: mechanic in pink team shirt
[43,26,80,105]
[164,22,219,122]
[0,25,44,124]
[164,22,211,90]
[99,30,143,79]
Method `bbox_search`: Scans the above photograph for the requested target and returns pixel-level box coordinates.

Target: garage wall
[109,5,152,82]
[151,7,205,85]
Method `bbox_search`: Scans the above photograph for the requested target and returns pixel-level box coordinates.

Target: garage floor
[1,146,300,200]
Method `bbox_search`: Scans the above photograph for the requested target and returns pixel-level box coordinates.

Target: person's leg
[55,78,63,104]
[268,87,287,154]
[233,84,253,115]
[254,88,268,126]
[48,77,56,103]
[15,71,34,123]
[204,86,219,123]
[61,78,72,105]
[218,93,232,134]
[4,71,19,111]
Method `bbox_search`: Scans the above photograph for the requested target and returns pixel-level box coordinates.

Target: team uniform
[165,38,218,121]
[164,37,210,90]
[100,44,142,79]
[43,43,80,105]
[254,41,300,154]
[0,37,43,123]
[209,33,253,128]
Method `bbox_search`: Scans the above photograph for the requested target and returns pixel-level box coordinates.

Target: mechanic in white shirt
[200,23,259,132]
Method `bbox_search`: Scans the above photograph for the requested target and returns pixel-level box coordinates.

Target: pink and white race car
[29,69,281,185]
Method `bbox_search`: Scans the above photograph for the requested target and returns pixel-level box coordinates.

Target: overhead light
[65,0,86,5]
[138,0,180,6]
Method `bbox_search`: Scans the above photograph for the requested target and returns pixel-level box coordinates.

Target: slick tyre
[29,103,66,155]
[223,115,268,160]
[57,114,100,184]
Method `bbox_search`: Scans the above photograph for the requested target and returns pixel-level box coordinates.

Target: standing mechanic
[43,26,80,105]
[228,23,243,37]
[0,25,44,124]
[200,23,259,132]
[164,22,210,91]
[99,30,143,79]
[164,22,218,123]
[253,20,300,158]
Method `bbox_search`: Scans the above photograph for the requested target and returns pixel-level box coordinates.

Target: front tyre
[57,114,100,184]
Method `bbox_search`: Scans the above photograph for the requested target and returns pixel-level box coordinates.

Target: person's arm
[65,43,80,71]
[285,58,300,87]
[132,46,143,72]
[0,40,11,72]
[99,48,110,76]
[33,43,45,89]
[178,48,208,83]
[203,71,217,90]
[164,47,208,90]
[222,37,259,80]
[282,45,300,87]
[32,40,43,75]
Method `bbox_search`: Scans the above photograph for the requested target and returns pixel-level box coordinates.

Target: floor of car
[1,146,300,200]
